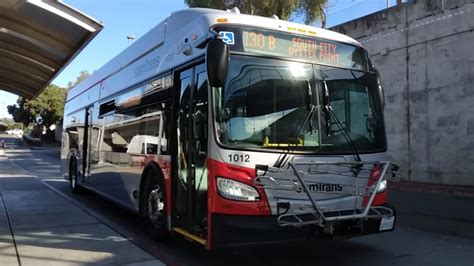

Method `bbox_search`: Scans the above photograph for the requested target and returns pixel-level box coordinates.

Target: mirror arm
[195,29,220,49]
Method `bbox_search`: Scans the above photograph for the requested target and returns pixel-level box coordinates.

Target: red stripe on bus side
[207,158,272,215]
[207,158,272,250]
[362,165,388,207]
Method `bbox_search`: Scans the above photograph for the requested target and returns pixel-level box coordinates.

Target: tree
[7,97,31,128]
[5,120,23,131]
[298,0,327,28]
[24,84,67,131]
[7,70,88,140]
[184,0,328,27]
[7,84,66,139]
[67,70,90,90]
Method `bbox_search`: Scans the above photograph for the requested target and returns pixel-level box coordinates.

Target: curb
[22,135,42,146]
[389,180,474,198]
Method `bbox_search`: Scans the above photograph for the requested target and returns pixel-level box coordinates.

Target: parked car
[6,129,23,135]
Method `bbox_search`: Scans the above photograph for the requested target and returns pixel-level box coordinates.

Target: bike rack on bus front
[254,161,395,228]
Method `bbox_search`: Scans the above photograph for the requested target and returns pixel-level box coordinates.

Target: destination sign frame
[215,25,370,71]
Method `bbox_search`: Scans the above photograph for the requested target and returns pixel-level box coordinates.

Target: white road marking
[41,178,68,182]
[0,174,35,178]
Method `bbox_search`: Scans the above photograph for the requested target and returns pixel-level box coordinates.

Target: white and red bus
[61,8,396,250]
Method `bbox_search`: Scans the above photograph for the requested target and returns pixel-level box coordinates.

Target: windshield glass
[213,55,386,154]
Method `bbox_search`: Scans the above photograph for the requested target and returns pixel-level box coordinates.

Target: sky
[0,0,396,119]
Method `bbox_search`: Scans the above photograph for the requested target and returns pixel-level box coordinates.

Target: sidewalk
[389,180,474,240]
[0,149,164,266]
[389,180,474,198]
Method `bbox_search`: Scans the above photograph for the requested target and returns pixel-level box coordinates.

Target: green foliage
[7,97,31,127]
[7,84,66,129]
[6,122,23,130]
[67,70,90,90]
[1,118,14,125]
[298,0,327,28]
[2,118,22,129]
[7,69,90,131]
[185,0,226,10]
[184,0,328,26]
[25,84,67,128]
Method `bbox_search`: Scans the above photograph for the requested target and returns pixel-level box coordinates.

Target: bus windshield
[213,55,386,154]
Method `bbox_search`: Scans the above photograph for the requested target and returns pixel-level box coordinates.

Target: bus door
[176,64,209,234]
[82,106,93,184]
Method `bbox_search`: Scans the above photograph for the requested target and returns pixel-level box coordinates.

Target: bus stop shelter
[0,0,102,99]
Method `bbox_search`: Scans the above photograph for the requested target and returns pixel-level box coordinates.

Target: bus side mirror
[206,39,229,88]
[375,69,385,109]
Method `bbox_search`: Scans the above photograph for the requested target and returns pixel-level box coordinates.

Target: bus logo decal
[219,31,235,45]
[308,183,343,192]
[134,56,160,78]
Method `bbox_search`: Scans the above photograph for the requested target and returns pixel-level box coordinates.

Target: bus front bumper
[210,204,396,250]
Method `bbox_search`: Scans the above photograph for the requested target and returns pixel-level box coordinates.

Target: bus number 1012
[228,153,250,163]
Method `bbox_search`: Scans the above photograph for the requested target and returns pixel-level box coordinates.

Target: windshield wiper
[274,80,316,168]
[323,80,362,174]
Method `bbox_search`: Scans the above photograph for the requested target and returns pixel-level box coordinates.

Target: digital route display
[217,26,369,71]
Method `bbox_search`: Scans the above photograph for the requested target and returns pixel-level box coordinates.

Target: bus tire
[144,170,169,241]
[69,157,82,194]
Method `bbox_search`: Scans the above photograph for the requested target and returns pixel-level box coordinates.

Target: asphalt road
[1,134,473,266]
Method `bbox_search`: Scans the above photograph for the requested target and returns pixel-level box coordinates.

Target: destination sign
[216,26,368,71]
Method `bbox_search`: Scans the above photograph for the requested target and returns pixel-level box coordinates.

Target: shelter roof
[0,0,102,98]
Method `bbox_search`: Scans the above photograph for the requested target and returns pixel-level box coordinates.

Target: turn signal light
[216,18,228,23]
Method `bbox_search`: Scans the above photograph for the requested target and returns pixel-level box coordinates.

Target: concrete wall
[331,0,474,186]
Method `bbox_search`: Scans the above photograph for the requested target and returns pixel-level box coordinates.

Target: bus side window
[178,72,192,184]
[194,71,208,153]
[67,128,79,149]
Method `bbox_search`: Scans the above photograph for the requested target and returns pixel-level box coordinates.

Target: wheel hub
[147,186,164,221]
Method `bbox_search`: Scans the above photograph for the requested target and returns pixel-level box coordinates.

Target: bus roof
[67,8,362,102]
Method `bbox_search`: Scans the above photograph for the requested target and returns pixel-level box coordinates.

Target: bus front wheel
[144,171,169,241]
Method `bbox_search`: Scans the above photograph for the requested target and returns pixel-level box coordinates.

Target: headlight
[216,177,260,201]
[373,179,387,193]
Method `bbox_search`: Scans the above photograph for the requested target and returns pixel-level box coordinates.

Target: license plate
[379,216,395,231]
